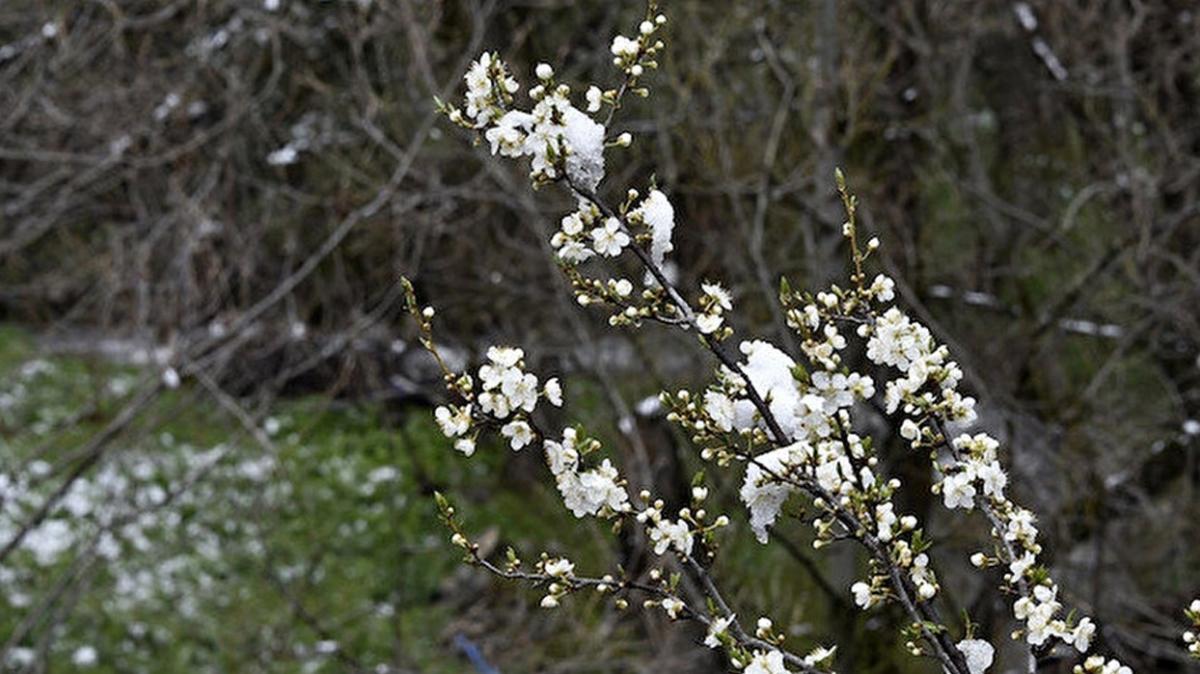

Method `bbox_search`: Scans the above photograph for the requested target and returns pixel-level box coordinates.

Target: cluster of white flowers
[449,52,609,189]
[1012,585,1096,649]
[543,428,629,518]
[1184,599,1200,657]
[860,288,1116,663]
[866,307,975,421]
[551,204,629,263]
[696,281,733,335]
[639,503,694,556]
[609,14,666,76]
[454,52,518,129]
[690,337,940,612]
[938,434,1007,511]
[432,346,562,456]
[1073,656,1132,674]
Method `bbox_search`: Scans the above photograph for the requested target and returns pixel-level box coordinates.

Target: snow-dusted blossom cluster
[663,327,945,620]
[629,189,676,269]
[443,36,702,339]
[446,49,612,189]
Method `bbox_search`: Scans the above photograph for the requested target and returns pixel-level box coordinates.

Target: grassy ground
[0,325,617,672]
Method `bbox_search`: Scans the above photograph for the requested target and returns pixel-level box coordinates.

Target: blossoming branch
[402,3,1170,673]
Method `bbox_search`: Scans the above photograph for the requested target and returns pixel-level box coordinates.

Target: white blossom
[453,438,476,457]
[558,459,628,517]
[701,282,733,311]
[1069,617,1096,652]
[585,85,603,113]
[435,405,471,438]
[544,429,580,476]
[610,35,639,59]
[865,307,934,370]
[660,596,685,619]
[696,313,724,334]
[745,649,792,674]
[544,557,574,578]
[501,420,534,450]
[648,518,694,556]
[704,615,732,648]
[942,471,977,510]
[543,378,563,406]
[590,218,630,257]
[975,460,1007,498]
[485,110,533,157]
[851,581,874,609]
[502,371,540,413]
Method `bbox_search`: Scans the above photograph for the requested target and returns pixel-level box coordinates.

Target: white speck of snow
[1183,419,1200,436]
[72,646,98,667]
[7,648,35,667]
[25,519,74,566]
[634,395,662,417]
[1013,3,1038,31]
[367,466,399,484]
[267,145,299,166]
